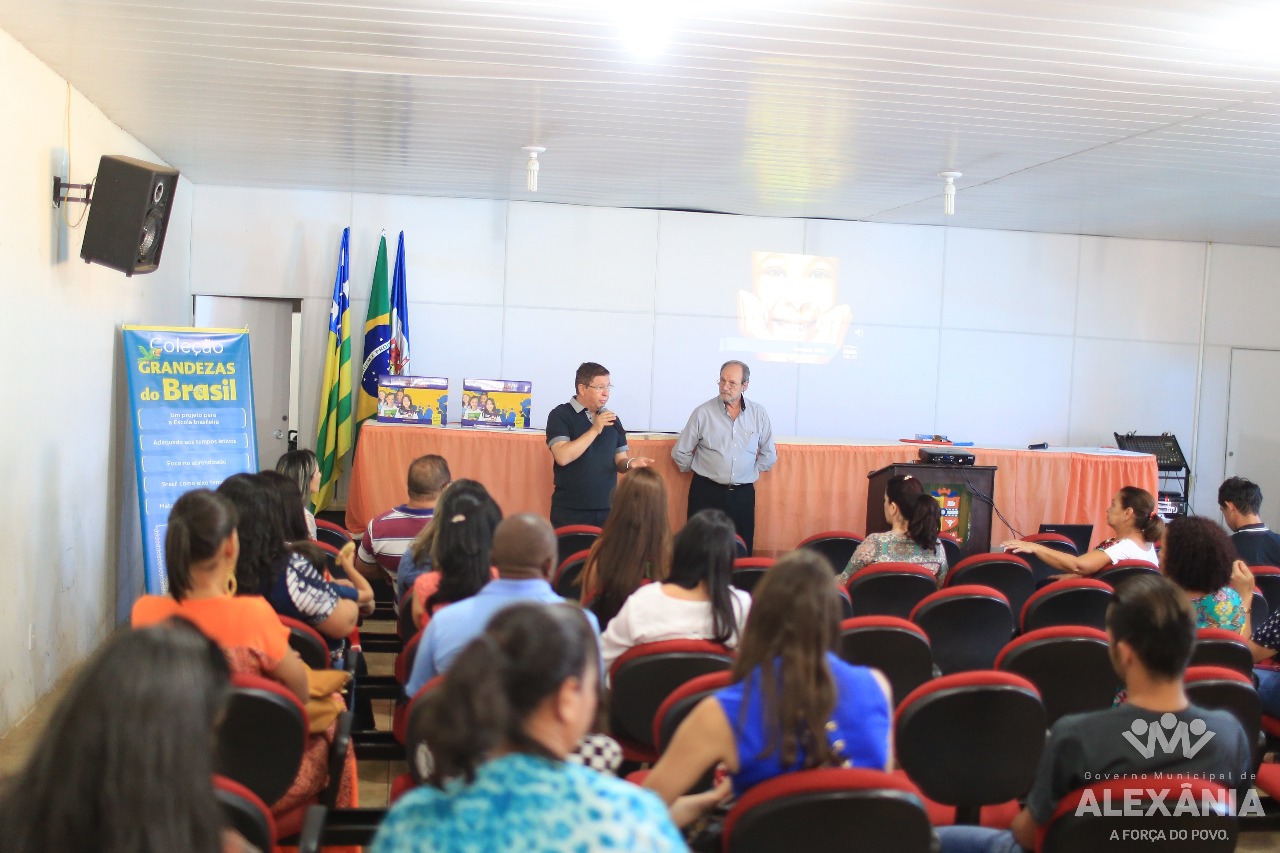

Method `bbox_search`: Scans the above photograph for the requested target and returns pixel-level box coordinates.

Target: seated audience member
[275,448,321,539]
[372,603,685,852]
[1246,594,1280,717]
[133,489,356,817]
[397,479,497,609]
[0,619,250,853]
[836,473,947,585]
[1162,515,1251,634]
[1003,486,1161,577]
[405,514,599,696]
[935,574,1252,853]
[1219,476,1280,566]
[578,467,673,630]
[644,550,892,825]
[600,509,751,671]
[131,489,308,704]
[407,479,503,631]
[356,454,450,590]
[222,473,372,667]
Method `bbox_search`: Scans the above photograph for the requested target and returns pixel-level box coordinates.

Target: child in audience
[599,509,750,671]
[837,473,947,585]
[372,603,688,852]
[407,479,503,630]
[275,448,321,538]
[578,467,672,629]
[0,620,237,853]
[1003,486,1161,576]
[644,550,893,823]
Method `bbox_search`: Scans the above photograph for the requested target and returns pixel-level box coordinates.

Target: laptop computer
[1037,523,1094,555]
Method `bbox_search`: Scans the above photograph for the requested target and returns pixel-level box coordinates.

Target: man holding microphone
[545,362,653,527]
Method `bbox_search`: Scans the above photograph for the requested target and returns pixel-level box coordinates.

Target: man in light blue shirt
[404,513,600,695]
[672,360,777,554]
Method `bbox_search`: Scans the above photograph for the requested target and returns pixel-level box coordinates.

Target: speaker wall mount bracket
[52,176,93,208]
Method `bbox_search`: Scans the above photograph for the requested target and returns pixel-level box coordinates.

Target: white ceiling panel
[6,0,1280,244]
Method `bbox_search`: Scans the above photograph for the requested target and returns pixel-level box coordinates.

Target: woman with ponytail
[131,488,308,703]
[836,474,947,585]
[408,480,503,630]
[372,603,686,852]
[599,509,751,671]
[644,550,893,825]
[1003,485,1161,576]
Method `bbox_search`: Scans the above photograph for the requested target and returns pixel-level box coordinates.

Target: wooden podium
[866,463,997,562]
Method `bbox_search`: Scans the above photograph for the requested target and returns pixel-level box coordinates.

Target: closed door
[194,296,295,471]
[1226,348,1280,530]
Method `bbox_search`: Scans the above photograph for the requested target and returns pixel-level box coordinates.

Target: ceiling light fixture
[938,171,961,216]
[523,146,545,192]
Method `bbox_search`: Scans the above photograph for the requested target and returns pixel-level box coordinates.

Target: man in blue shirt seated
[405,513,601,695]
[937,574,1252,853]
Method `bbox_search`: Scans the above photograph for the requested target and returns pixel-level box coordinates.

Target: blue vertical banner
[122,326,258,594]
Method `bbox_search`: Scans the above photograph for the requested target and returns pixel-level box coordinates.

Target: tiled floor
[356,621,405,809]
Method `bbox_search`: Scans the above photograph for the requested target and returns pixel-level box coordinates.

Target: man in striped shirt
[357,454,451,592]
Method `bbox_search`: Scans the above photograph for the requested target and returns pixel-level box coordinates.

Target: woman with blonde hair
[578,467,672,629]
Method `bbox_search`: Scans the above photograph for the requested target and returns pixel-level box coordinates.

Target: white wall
[0,28,192,733]
[191,190,1278,523]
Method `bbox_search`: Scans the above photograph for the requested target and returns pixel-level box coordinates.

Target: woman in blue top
[372,602,692,853]
[645,550,893,816]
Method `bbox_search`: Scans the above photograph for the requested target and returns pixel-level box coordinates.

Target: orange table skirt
[345,424,1158,556]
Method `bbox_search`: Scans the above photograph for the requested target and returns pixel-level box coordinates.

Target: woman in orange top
[131,489,307,702]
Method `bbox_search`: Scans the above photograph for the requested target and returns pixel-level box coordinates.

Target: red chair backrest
[609,640,734,750]
[216,673,308,807]
[1249,565,1280,610]
[797,530,864,573]
[553,548,592,598]
[722,767,934,853]
[314,518,354,549]
[1024,532,1079,555]
[280,615,331,669]
[731,557,776,593]
[1190,627,1254,676]
[1094,560,1159,589]
[995,626,1118,725]
[895,671,1045,812]
[910,585,1014,674]
[213,774,277,853]
[1019,577,1113,632]
[1184,665,1262,766]
[945,553,1035,617]
[652,670,735,753]
[845,562,939,619]
[838,616,934,704]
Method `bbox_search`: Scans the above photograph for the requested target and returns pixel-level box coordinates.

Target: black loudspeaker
[81,155,180,276]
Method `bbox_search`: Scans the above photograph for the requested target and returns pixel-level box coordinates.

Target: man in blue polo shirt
[404,514,601,695]
[545,361,652,528]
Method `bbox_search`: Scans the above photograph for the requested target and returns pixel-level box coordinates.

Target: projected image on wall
[724,251,854,364]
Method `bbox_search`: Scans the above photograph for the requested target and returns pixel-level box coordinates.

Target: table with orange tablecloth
[345,423,1158,556]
